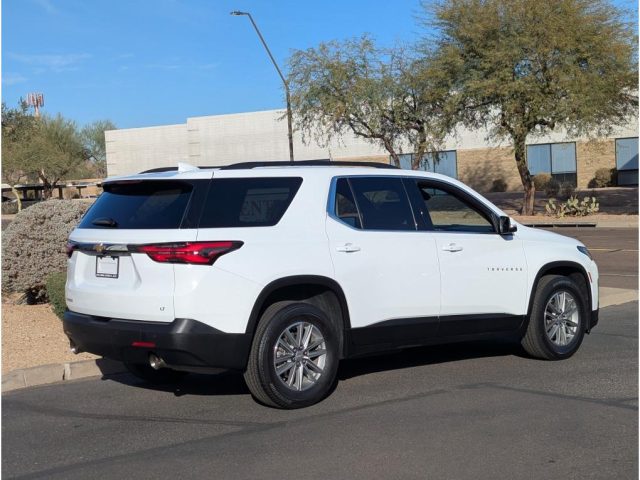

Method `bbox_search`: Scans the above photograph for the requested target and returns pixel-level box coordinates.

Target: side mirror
[498,216,517,235]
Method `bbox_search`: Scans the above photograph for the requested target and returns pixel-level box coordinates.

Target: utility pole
[231,11,294,162]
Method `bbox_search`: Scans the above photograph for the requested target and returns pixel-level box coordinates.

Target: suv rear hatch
[67,177,209,322]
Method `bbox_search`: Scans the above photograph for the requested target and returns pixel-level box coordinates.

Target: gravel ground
[1,302,96,374]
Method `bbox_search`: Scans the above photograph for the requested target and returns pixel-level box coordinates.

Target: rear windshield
[199,177,303,228]
[79,181,194,229]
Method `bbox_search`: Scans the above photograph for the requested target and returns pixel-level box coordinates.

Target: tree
[1,102,37,210]
[30,115,86,198]
[81,120,116,178]
[427,0,638,214]
[288,36,449,168]
[2,103,86,200]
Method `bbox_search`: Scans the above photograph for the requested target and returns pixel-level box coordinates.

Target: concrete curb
[2,358,126,393]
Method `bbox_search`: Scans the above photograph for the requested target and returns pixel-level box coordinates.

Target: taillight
[66,242,77,258]
[136,241,243,265]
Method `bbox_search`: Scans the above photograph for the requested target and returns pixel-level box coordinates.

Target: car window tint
[417,182,494,233]
[334,178,362,229]
[199,177,302,228]
[79,181,194,229]
[348,177,415,231]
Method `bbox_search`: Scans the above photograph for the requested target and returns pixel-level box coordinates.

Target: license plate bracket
[96,256,119,278]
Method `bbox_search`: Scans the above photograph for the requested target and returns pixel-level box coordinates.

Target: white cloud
[9,53,91,72]
[2,73,28,86]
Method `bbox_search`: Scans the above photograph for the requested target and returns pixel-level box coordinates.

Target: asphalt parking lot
[543,227,638,290]
[2,227,637,479]
[2,301,637,479]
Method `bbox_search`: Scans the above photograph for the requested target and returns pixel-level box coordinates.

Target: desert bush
[490,178,508,192]
[560,182,576,198]
[588,168,617,188]
[544,178,561,197]
[533,173,552,191]
[2,200,90,302]
[545,196,600,218]
[46,271,67,319]
[1,202,19,215]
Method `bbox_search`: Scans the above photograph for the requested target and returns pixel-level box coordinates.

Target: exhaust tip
[149,353,166,370]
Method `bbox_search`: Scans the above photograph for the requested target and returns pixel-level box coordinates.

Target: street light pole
[231,11,294,162]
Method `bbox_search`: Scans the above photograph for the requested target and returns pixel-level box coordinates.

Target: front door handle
[336,243,361,253]
[442,243,463,252]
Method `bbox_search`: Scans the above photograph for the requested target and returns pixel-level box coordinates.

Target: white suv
[64,161,599,408]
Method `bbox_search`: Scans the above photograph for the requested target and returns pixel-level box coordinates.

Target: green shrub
[46,271,67,319]
[588,168,617,188]
[2,200,90,302]
[544,178,561,197]
[545,196,600,218]
[560,182,576,198]
[533,173,552,191]
[490,178,508,192]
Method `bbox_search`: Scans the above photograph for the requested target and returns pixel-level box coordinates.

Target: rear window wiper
[92,217,118,228]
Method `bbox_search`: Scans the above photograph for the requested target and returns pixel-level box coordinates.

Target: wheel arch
[528,261,593,330]
[246,275,352,358]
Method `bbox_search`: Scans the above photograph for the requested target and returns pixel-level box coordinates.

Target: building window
[526,142,577,186]
[615,137,638,186]
[396,151,457,179]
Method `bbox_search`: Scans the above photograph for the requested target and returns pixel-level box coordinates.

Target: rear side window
[347,177,416,231]
[199,177,302,228]
[79,181,194,229]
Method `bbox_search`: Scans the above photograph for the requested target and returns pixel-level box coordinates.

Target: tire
[124,361,187,384]
[521,275,587,360]
[243,301,340,409]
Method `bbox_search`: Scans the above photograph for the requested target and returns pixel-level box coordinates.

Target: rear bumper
[62,310,251,371]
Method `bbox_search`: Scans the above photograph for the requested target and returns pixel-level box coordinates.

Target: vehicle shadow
[337,338,523,381]
[101,338,526,398]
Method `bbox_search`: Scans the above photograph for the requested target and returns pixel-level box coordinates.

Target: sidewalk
[512,214,638,228]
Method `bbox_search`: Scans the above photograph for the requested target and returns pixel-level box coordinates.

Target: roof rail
[219,160,398,170]
[139,160,398,174]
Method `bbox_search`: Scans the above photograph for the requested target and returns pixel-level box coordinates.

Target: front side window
[347,177,416,231]
[199,177,302,228]
[413,181,494,233]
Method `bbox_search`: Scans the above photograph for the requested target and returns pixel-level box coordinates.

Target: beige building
[105,109,638,190]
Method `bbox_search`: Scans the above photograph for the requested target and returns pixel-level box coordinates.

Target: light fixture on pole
[231,11,294,162]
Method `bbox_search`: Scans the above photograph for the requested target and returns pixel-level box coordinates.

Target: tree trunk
[38,169,53,200]
[411,130,428,170]
[383,140,401,167]
[10,185,22,212]
[514,135,535,215]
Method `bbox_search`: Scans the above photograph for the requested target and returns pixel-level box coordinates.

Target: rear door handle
[442,243,463,252]
[336,243,361,253]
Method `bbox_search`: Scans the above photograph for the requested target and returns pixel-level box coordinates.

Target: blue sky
[2,0,423,128]
[2,0,637,129]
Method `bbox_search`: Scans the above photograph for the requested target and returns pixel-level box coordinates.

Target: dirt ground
[1,301,96,374]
